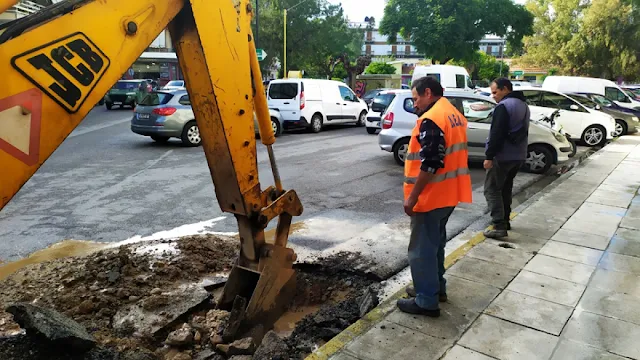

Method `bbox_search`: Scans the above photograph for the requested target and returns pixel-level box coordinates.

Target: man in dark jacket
[483,78,530,238]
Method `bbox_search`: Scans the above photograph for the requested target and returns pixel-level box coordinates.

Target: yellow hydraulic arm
[0,0,302,337]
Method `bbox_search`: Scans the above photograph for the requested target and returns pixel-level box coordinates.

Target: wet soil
[0,237,379,359]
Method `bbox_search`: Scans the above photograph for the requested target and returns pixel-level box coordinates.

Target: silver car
[377,90,573,174]
[132,90,284,146]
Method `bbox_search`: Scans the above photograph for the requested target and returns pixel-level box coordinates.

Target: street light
[283,0,313,78]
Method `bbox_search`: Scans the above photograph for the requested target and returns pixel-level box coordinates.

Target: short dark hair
[412,76,444,97]
[492,77,513,92]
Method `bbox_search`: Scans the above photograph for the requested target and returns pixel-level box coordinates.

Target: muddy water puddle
[273,304,321,337]
[0,240,107,280]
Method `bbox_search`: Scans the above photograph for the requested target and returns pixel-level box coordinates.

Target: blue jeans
[409,206,455,310]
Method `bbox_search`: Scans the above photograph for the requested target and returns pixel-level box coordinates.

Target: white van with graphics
[267,79,369,133]
[543,76,640,111]
[411,65,473,92]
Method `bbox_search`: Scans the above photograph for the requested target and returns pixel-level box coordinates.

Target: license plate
[137,113,150,119]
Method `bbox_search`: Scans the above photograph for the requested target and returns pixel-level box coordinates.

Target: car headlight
[633,116,639,122]
[553,132,566,142]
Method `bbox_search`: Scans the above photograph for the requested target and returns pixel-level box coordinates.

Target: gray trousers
[484,160,523,230]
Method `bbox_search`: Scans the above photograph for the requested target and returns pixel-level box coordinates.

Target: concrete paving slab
[620,216,640,231]
[614,227,640,242]
[562,311,640,359]
[524,254,596,285]
[484,290,573,335]
[508,215,565,239]
[330,352,361,360]
[551,340,628,360]
[345,320,452,360]
[550,228,611,250]
[447,257,520,289]
[483,233,549,254]
[386,303,478,340]
[443,275,501,313]
[578,286,640,326]
[589,268,640,297]
[466,242,533,270]
[597,183,639,195]
[608,234,640,258]
[538,240,604,266]
[441,345,496,360]
[505,270,586,307]
[586,189,635,208]
[458,314,559,360]
[599,252,640,274]
[562,203,626,238]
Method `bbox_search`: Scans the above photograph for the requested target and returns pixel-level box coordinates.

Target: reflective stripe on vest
[405,142,468,162]
[404,167,470,185]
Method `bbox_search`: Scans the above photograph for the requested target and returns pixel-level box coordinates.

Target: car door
[455,97,495,159]
[267,81,300,122]
[321,82,344,122]
[338,85,359,122]
[539,91,586,138]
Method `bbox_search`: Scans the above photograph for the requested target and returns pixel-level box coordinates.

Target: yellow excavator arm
[0,0,302,337]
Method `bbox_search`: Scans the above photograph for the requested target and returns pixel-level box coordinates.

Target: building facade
[349,20,424,60]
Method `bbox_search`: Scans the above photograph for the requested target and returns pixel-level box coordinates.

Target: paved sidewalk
[310,135,640,360]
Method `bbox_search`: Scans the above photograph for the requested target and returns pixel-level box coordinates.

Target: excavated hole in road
[0,234,380,360]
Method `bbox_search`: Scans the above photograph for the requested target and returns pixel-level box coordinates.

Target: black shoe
[506,223,512,230]
[405,286,447,302]
[396,298,440,317]
[484,229,508,239]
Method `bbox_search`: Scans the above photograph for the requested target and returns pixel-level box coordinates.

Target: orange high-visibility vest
[403,97,473,213]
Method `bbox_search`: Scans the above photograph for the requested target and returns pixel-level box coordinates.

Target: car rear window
[269,83,298,99]
[113,81,142,90]
[371,93,396,112]
[140,92,174,106]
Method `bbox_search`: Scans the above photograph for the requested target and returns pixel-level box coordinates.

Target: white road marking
[68,117,132,138]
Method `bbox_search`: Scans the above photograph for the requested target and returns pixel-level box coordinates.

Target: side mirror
[569,104,580,111]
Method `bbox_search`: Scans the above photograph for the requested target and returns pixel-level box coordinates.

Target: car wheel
[366,127,377,134]
[581,125,606,147]
[151,136,170,143]
[181,121,202,147]
[106,103,113,110]
[393,138,410,166]
[524,144,553,174]
[356,111,367,127]
[309,114,323,133]
[271,117,282,137]
[614,120,627,137]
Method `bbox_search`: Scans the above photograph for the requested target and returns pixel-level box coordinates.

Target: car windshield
[589,94,614,107]
[363,89,382,100]
[113,81,142,90]
[568,95,598,109]
[166,81,184,87]
[139,92,174,106]
[371,93,396,112]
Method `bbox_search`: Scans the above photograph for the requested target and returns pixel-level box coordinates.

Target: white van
[266,79,369,133]
[542,76,640,111]
[411,65,473,92]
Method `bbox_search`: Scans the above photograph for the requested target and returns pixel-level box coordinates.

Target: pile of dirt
[0,235,238,354]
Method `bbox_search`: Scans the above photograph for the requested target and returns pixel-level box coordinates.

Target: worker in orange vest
[399,77,473,317]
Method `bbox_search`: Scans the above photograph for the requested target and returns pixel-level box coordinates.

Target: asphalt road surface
[0,106,551,262]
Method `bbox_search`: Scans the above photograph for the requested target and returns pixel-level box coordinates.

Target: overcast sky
[328,0,527,24]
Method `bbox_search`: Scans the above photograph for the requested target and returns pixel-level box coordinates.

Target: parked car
[411,65,473,92]
[577,92,640,118]
[365,90,398,134]
[543,76,640,111]
[518,87,616,147]
[253,109,285,137]
[377,90,573,174]
[104,80,149,110]
[162,80,186,90]
[266,79,368,133]
[565,93,639,136]
[131,90,201,146]
[361,88,392,108]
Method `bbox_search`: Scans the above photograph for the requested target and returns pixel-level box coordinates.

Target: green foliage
[255,0,363,79]
[379,0,533,64]
[451,51,509,82]
[365,62,397,74]
[522,0,640,80]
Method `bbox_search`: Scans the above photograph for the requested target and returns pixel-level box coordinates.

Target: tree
[340,54,372,88]
[365,62,397,74]
[255,0,363,79]
[379,0,533,64]
[522,0,640,80]
[451,51,509,83]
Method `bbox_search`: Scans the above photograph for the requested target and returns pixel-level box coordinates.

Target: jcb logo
[12,32,110,113]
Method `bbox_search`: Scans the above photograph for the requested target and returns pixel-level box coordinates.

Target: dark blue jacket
[485,91,530,161]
